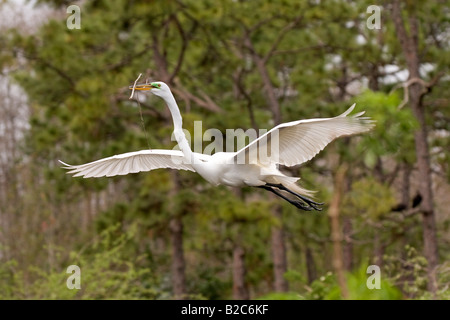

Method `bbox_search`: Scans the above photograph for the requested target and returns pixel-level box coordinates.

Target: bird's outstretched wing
[234,104,375,167]
[60,149,195,178]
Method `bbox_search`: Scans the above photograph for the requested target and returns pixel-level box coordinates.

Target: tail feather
[264,174,316,198]
[284,182,316,199]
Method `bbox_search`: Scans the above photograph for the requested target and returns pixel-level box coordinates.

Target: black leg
[265,183,324,210]
[257,185,315,211]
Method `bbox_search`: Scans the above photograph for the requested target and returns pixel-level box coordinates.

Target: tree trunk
[230,188,251,299]
[305,246,317,284]
[271,206,289,292]
[170,216,186,299]
[402,162,411,210]
[232,245,249,299]
[342,217,353,271]
[391,0,439,294]
[329,165,349,299]
[410,85,439,276]
[169,171,186,299]
[373,232,384,267]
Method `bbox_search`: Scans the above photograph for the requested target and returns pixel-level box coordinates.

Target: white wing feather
[234,104,375,167]
[60,149,195,178]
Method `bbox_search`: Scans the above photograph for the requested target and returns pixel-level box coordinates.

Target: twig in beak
[129,73,142,100]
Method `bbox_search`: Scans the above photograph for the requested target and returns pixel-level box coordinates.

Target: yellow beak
[129,84,152,91]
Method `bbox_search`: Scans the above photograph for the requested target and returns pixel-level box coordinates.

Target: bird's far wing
[60,149,195,178]
[234,104,375,167]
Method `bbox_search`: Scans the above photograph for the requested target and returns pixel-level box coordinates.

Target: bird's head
[129,81,170,98]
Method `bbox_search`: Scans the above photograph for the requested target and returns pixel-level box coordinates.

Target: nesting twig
[129,73,142,100]
[129,73,151,149]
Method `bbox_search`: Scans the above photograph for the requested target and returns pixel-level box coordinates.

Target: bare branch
[107,44,152,72]
[233,67,257,131]
[263,15,302,63]
[249,16,280,33]
[169,14,198,84]
[151,34,170,82]
[390,74,445,109]
[171,79,222,113]
[403,206,423,217]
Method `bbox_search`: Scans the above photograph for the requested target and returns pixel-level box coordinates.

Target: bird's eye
[151,83,161,89]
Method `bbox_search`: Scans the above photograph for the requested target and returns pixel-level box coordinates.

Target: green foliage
[385,245,450,300]
[257,291,303,300]
[326,264,403,300]
[1,0,448,301]
[343,177,396,220]
[355,90,418,166]
[260,265,403,300]
[187,266,231,300]
[384,245,450,300]
[302,272,336,300]
[384,245,428,299]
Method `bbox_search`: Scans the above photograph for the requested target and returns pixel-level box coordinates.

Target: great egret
[60,81,374,211]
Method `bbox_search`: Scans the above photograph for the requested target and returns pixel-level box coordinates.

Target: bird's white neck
[163,92,194,161]
[165,93,183,130]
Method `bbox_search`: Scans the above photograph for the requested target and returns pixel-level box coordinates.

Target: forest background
[0,0,449,300]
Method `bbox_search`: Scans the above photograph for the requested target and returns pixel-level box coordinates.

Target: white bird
[60,81,374,211]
